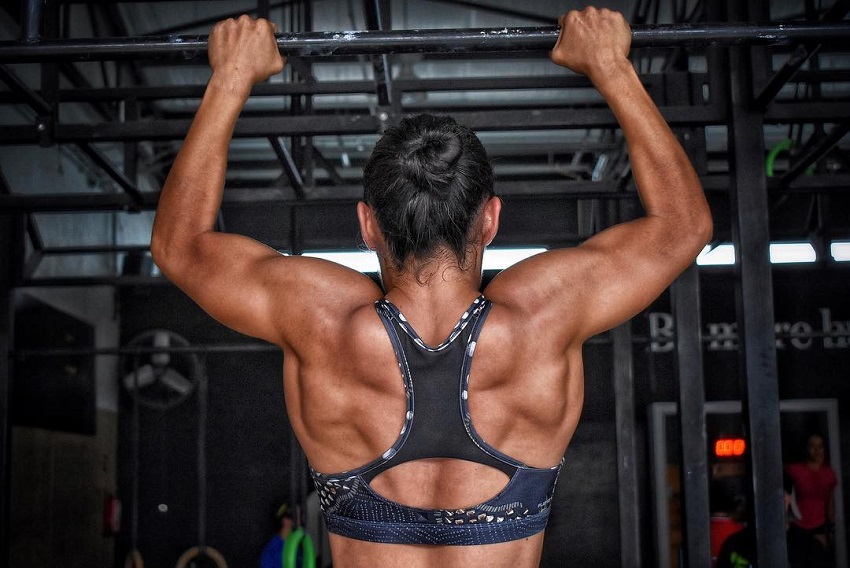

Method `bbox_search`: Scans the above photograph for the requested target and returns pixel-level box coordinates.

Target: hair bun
[401,131,462,193]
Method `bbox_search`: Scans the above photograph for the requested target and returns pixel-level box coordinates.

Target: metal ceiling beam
[0,75,613,104]
[0,105,726,145]
[780,121,850,187]
[765,101,850,122]
[0,179,622,213]
[753,0,850,108]
[2,22,850,62]
[3,174,850,214]
[362,0,394,107]
[0,64,145,208]
[268,137,305,199]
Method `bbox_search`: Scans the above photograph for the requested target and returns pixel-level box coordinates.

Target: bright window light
[301,248,547,274]
[483,247,547,271]
[831,241,850,262]
[697,244,735,266]
[302,250,380,273]
[769,242,816,264]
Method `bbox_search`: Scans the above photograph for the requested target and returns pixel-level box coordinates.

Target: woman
[151,7,712,567]
[785,433,837,564]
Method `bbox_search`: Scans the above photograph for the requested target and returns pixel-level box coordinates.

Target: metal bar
[765,101,850,122]
[7,172,850,214]
[753,0,850,107]
[0,105,724,144]
[0,180,621,213]
[41,245,150,254]
[2,22,850,62]
[0,212,23,568]
[17,343,279,357]
[268,137,306,199]
[612,322,641,567]
[56,62,117,121]
[672,264,711,568]
[22,0,46,42]
[0,74,615,103]
[312,146,345,186]
[753,43,818,108]
[77,144,145,208]
[362,0,394,107]
[0,63,51,114]
[0,64,145,207]
[779,121,850,187]
[727,2,788,564]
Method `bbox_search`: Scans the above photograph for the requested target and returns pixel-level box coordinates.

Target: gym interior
[1,0,849,566]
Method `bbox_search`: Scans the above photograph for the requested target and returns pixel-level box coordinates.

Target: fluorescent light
[301,247,547,274]
[769,242,816,264]
[302,250,380,273]
[696,242,818,266]
[831,241,850,262]
[697,244,735,266]
[483,247,547,271]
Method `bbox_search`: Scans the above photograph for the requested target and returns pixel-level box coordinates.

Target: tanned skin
[151,7,712,567]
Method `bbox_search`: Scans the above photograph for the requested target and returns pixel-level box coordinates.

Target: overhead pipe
[1,22,849,62]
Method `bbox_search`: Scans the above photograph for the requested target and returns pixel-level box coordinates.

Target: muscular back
[282,291,584,566]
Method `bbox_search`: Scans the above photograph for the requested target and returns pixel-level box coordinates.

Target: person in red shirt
[785,433,837,564]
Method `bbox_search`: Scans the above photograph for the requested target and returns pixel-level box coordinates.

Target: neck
[380,254,483,313]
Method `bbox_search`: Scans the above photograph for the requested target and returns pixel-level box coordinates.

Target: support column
[727,1,788,565]
[0,212,24,568]
[673,265,710,568]
[612,323,640,567]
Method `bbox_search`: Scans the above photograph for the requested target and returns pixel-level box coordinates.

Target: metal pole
[672,265,711,568]
[0,22,849,62]
[727,1,788,565]
[21,0,46,42]
[779,121,850,187]
[0,223,12,568]
[0,206,23,568]
[612,323,641,568]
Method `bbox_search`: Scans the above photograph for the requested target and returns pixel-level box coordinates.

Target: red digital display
[714,438,746,458]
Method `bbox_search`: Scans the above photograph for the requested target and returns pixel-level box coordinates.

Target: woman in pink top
[785,434,837,552]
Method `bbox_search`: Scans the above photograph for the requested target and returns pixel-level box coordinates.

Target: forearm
[151,74,249,265]
[592,60,710,233]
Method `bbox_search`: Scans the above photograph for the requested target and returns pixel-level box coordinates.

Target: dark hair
[363,114,494,273]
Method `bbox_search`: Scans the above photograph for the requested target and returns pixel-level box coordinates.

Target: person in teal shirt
[260,504,292,568]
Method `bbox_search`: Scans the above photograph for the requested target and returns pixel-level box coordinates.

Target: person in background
[710,479,746,567]
[259,503,293,568]
[785,433,837,566]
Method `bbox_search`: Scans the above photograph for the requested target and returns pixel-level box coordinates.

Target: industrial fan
[121,329,201,410]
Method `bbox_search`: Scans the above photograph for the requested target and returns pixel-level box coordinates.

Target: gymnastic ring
[124,549,144,568]
[765,139,815,177]
[283,527,316,568]
[175,545,228,568]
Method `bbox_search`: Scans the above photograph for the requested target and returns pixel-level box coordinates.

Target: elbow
[149,231,173,277]
[683,204,714,261]
[695,207,714,249]
[149,224,186,278]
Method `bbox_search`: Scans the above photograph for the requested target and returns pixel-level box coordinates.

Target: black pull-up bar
[0,22,849,62]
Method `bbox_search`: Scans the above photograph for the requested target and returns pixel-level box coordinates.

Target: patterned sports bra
[308,295,563,545]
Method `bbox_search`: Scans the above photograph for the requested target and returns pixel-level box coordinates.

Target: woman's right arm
[487,7,712,344]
